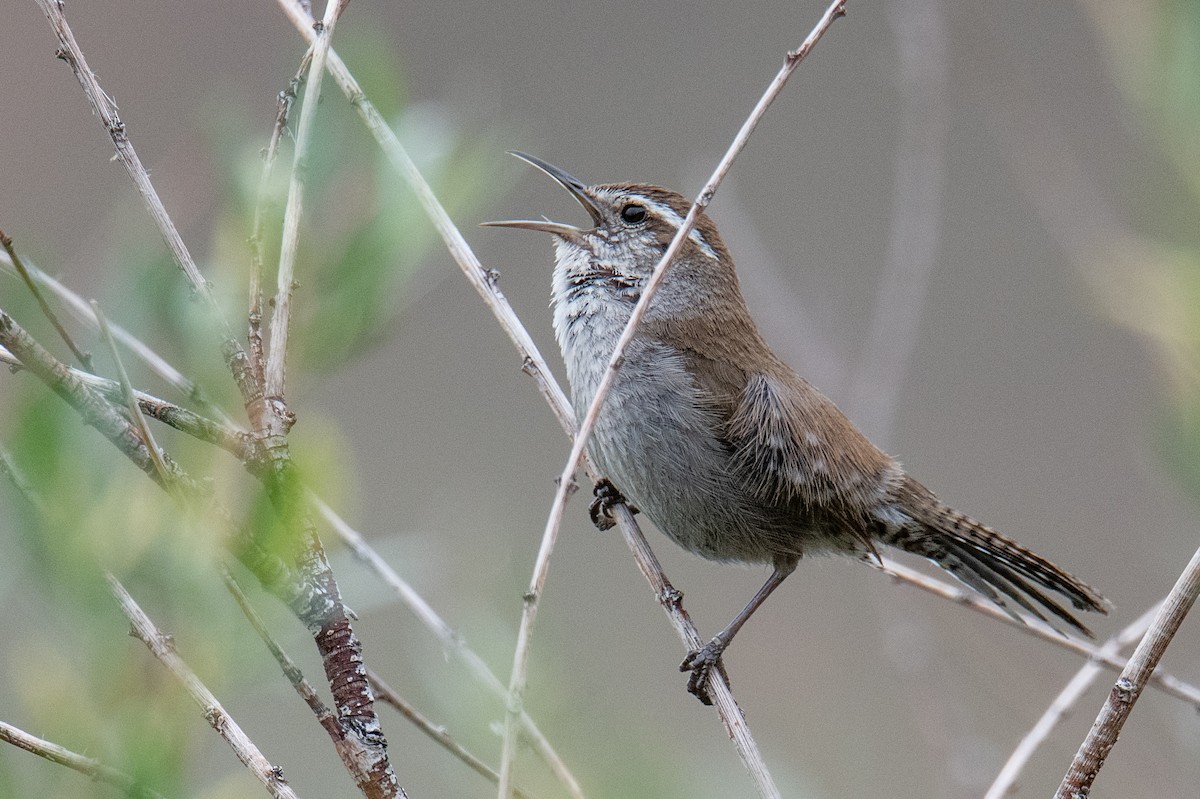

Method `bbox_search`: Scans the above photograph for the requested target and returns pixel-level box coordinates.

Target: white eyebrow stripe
[640,197,719,261]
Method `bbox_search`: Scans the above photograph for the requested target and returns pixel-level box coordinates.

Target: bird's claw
[680,638,730,706]
[589,478,637,531]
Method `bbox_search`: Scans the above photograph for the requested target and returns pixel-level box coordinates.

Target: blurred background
[1,1,1198,797]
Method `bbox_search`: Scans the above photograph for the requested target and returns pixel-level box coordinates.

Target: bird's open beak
[480,152,604,237]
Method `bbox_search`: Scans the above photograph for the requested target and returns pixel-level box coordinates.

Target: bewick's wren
[484,153,1109,704]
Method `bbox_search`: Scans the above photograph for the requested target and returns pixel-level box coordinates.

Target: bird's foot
[680,637,731,706]
[589,478,637,531]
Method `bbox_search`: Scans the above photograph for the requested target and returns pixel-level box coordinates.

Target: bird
[483,152,1110,703]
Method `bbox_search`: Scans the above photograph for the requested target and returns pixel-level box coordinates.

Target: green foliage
[0,26,508,796]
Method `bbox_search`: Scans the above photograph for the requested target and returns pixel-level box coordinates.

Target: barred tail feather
[882,475,1110,636]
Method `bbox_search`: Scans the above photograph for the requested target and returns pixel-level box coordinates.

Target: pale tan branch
[264,0,349,399]
[33,0,258,404]
[311,495,586,799]
[984,603,1160,799]
[1055,543,1200,797]
[875,558,1200,708]
[367,669,544,799]
[106,573,302,799]
[499,4,848,797]
[0,719,168,799]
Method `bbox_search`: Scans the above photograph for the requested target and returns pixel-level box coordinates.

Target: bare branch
[0,249,231,424]
[105,573,302,799]
[311,495,586,799]
[0,229,92,370]
[0,345,250,458]
[272,0,576,436]
[92,301,172,484]
[0,719,168,799]
[265,0,350,399]
[221,563,375,788]
[875,558,1200,708]
[1056,543,1200,797]
[985,603,1160,799]
[249,56,309,390]
[845,0,947,445]
[367,669,544,799]
[500,4,848,797]
[33,0,259,404]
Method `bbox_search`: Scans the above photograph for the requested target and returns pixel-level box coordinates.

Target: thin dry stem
[0,719,167,799]
[105,573,302,799]
[609,504,780,794]
[875,558,1200,708]
[1056,543,1200,797]
[273,0,576,436]
[34,0,258,405]
[845,0,947,444]
[311,495,586,799]
[499,4,847,796]
[0,229,92,370]
[249,56,309,391]
[0,345,250,459]
[366,670,543,799]
[265,0,349,399]
[92,301,172,484]
[220,564,372,787]
[985,603,1160,799]
[0,249,230,424]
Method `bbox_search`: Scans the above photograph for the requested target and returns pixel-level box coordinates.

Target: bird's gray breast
[557,305,776,563]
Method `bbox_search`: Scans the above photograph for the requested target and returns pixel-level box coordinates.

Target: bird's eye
[620,204,647,224]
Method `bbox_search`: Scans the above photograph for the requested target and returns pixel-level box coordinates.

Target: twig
[984,603,1160,799]
[272,0,576,437]
[34,0,258,405]
[220,564,374,787]
[249,56,309,390]
[0,345,250,459]
[311,494,586,799]
[366,669,543,799]
[92,301,172,484]
[0,229,92,370]
[0,249,232,425]
[1055,543,1200,798]
[874,558,1200,708]
[273,3,835,795]
[105,573,302,799]
[609,503,780,794]
[0,719,168,799]
[265,0,349,399]
[500,4,848,797]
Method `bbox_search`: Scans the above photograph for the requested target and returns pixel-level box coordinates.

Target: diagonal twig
[367,669,544,799]
[984,602,1160,799]
[249,55,309,391]
[220,563,373,787]
[92,301,172,484]
[0,248,232,424]
[499,4,849,797]
[106,573,302,799]
[875,558,1200,708]
[1055,543,1200,797]
[0,229,93,370]
[311,495,585,799]
[0,719,168,799]
[0,344,250,459]
[34,0,259,405]
[265,0,349,400]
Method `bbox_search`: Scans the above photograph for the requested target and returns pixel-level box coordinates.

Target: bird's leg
[589,478,637,531]
[681,554,799,704]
